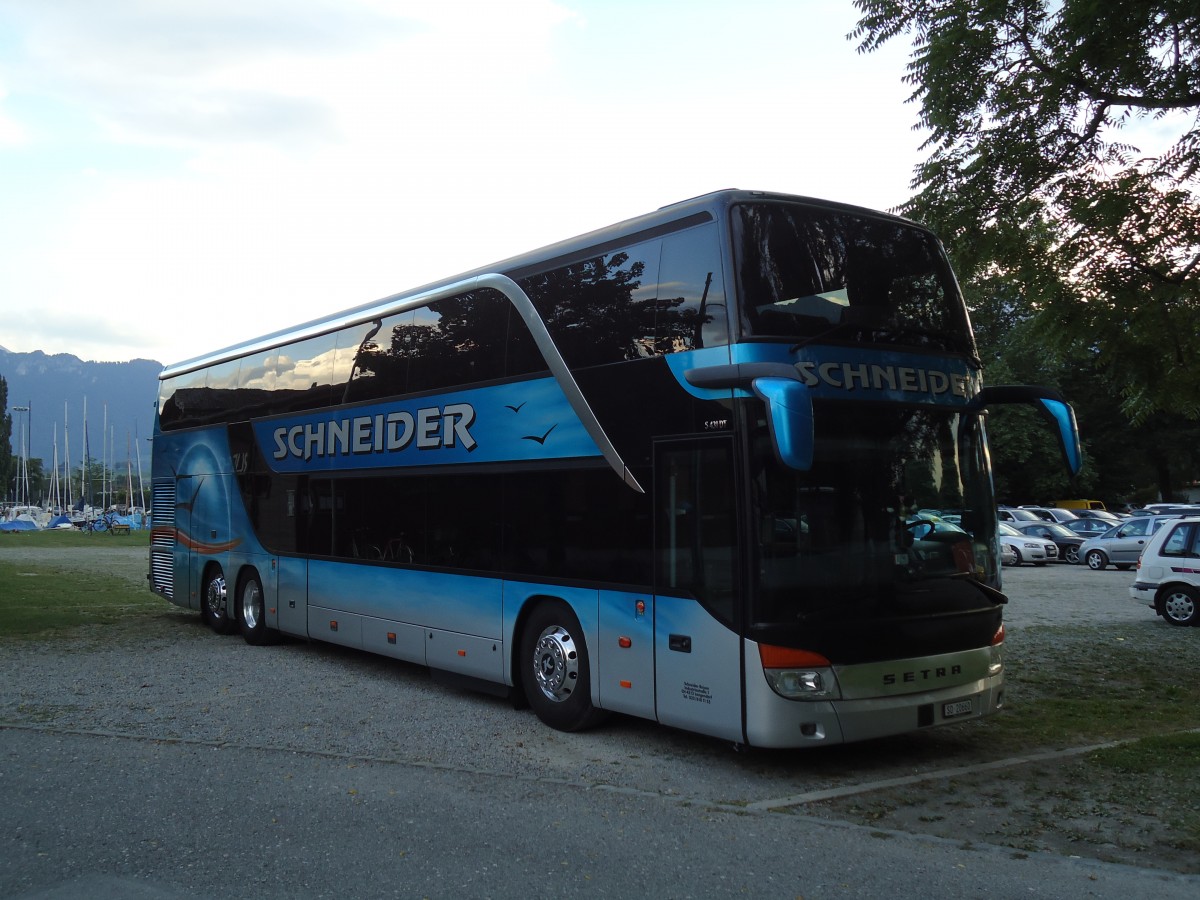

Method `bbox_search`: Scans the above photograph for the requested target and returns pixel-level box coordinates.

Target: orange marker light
[618,636,632,648]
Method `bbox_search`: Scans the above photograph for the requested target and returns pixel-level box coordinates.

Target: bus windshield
[732,202,977,359]
[748,402,998,661]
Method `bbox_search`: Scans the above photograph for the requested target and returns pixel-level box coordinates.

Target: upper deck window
[732,203,976,358]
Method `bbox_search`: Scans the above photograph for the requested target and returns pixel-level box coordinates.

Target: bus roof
[161,189,923,379]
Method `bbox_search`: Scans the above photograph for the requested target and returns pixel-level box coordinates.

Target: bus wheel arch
[237,566,278,645]
[200,562,236,635]
[517,597,608,732]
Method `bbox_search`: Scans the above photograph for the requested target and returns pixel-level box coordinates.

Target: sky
[0,0,925,367]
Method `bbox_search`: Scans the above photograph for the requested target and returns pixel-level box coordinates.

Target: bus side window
[658,225,727,351]
[274,333,336,412]
[518,240,661,368]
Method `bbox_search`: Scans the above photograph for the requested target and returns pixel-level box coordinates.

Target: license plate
[943,699,973,719]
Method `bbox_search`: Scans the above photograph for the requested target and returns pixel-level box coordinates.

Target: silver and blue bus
[149,190,1080,748]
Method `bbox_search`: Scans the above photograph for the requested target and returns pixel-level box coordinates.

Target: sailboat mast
[64,400,73,511]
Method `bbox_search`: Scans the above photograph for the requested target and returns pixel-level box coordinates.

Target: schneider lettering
[794,360,973,397]
[882,664,963,686]
[272,403,477,462]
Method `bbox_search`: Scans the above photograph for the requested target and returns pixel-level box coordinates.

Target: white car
[1129,516,1200,626]
[997,521,1058,566]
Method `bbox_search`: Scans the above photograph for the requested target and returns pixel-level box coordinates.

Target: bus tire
[201,566,236,635]
[520,600,608,733]
[238,570,277,645]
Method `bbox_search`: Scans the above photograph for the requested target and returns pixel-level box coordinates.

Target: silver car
[997,521,1058,566]
[1079,516,1180,570]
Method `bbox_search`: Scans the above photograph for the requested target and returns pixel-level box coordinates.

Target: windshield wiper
[789,321,861,353]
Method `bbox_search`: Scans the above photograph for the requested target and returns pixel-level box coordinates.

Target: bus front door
[654,440,745,743]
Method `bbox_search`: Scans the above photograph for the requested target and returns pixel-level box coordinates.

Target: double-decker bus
[149,190,1080,748]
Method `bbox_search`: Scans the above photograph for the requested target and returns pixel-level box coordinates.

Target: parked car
[1079,516,1180,570]
[1013,522,1085,564]
[1072,509,1122,524]
[1064,517,1112,537]
[997,521,1059,566]
[1129,516,1200,626]
[1018,506,1080,523]
[1136,504,1200,517]
[997,506,1042,523]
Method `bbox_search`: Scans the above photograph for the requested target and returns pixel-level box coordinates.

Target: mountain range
[1,347,163,469]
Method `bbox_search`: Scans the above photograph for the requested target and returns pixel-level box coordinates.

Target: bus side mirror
[971,386,1083,477]
[1036,396,1083,476]
[752,377,814,471]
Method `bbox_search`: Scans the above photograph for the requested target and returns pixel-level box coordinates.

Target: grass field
[0,529,159,636]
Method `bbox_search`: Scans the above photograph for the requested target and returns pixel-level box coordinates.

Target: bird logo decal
[522,423,557,444]
[505,397,558,446]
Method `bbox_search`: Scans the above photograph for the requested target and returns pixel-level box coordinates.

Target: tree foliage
[852,0,1200,421]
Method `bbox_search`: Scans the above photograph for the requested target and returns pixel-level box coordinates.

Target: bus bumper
[742,644,1004,749]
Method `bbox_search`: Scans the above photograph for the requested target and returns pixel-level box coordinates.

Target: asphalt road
[1,550,1196,899]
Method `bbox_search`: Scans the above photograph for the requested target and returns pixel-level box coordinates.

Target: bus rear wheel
[238,571,278,645]
[201,566,236,635]
[520,601,607,732]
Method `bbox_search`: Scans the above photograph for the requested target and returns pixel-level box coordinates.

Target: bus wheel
[520,601,607,732]
[238,571,277,646]
[201,567,236,635]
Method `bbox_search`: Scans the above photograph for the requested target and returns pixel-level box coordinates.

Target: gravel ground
[2,541,1198,877]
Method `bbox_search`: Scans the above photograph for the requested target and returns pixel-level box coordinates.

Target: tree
[852,1,1200,421]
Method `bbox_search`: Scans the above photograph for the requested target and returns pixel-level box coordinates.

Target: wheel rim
[1087,551,1105,570]
[205,575,227,619]
[531,625,579,703]
[1065,547,1081,564]
[241,580,262,630]
[1163,590,1196,623]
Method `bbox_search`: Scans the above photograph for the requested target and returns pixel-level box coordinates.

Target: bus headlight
[759,644,842,700]
[764,666,841,700]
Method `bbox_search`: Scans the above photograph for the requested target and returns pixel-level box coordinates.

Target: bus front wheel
[201,566,236,635]
[520,601,607,732]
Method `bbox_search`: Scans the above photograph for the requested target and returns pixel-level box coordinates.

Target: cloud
[2,303,163,365]
[0,83,29,145]
[0,1,927,367]
[2,0,574,153]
